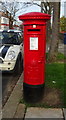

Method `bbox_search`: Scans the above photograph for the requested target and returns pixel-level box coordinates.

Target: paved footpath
[1,72,65,120]
[2,73,24,119]
[25,107,64,119]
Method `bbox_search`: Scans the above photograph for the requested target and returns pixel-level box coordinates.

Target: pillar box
[19,12,50,103]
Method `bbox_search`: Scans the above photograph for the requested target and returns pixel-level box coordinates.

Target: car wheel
[14,54,23,75]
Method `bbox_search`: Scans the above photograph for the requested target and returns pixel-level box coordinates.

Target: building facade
[0,11,20,30]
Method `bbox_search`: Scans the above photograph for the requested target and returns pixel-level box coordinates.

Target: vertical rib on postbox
[19,12,50,103]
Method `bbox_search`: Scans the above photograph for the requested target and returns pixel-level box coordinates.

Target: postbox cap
[19,12,50,21]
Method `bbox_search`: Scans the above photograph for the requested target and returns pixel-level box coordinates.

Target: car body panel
[0,29,23,72]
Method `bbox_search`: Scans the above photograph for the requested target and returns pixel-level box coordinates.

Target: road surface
[0,46,24,107]
[2,70,23,107]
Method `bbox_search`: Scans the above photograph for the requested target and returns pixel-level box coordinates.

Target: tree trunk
[41,2,52,43]
[46,20,52,43]
[9,13,13,29]
[46,6,52,43]
[48,2,60,62]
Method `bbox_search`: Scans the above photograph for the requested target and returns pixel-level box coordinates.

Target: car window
[0,31,22,45]
[0,33,3,44]
[18,33,22,44]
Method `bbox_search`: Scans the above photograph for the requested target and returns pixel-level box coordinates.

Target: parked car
[0,29,23,73]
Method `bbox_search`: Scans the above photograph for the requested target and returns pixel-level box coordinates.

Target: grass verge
[45,63,64,91]
[46,52,66,62]
[45,63,66,107]
[20,53,66,108]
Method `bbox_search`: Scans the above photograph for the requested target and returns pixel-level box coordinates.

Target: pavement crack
[23,106,27,120]
[62,108,65,120]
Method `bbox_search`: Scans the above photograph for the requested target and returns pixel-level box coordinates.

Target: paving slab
[2,73,23,118]
[25,107,64,119]
[0,111,2,120]
[14,104,25,118]
[63,108,66,120]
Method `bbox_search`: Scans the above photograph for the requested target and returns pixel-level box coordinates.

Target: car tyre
[14,54,23,75]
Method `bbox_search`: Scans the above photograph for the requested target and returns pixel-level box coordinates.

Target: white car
[0,29,23,73]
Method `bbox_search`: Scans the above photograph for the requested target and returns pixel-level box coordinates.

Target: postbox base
[23,83,45,103]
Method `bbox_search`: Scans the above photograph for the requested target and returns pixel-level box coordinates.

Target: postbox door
[24,27,46,85]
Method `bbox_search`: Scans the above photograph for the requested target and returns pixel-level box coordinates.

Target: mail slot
[28,29,40,31]
[19,12,50,103]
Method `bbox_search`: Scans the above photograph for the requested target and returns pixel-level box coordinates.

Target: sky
[15,0,66,23]
[60,0,66,17]
[0,0,66,22]
[16,3,41,22]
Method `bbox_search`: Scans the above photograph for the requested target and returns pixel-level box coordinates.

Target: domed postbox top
[19,12,50,21]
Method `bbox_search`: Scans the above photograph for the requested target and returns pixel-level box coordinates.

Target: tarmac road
[2,70,22,107]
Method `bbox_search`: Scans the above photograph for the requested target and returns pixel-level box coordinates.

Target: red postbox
[19,12,50,103]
